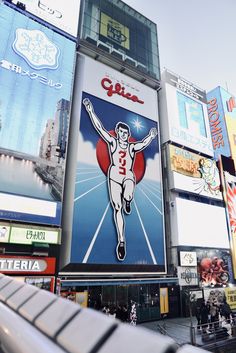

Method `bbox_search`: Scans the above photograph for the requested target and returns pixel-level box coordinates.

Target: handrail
[0,275,209,353]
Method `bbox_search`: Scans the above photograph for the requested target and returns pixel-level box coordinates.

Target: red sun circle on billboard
[96,131,146,184]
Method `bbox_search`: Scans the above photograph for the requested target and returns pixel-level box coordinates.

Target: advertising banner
[70,55,166,271]
[218,155,236,278]
[100,12,130,50]
[0,222,60,244]
[180,251,197,267]
[9,0,81,38]
[161,70,213,156]
[225,287,236,311]
[207,88,230,161]
[168,144,222,199]
[14,275,55,292]
[197,248,231,287]
[0,256,56,274]
[203,287,226,307]
[209,87,236,163]
[0,4,76,225]
[177,266,198,286]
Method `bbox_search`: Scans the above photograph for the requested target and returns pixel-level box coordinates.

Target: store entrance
[60,281,180,323]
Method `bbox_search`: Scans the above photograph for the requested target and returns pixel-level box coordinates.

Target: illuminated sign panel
[207,87,230,160]
[100,12,130,50]
[0,4,76,225]
[160,70,213,156]
[9,224,60,244]
[69,55,166,272]
[9,0,81,38]
[174,197,229,248]
[0,222,61,244]
[168,144,222,199]
[0,256,55,274]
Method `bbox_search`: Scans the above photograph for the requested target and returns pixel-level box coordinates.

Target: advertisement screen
[9,0,81,38]
[70,91,166,270]
[0,5,76,225]
[100,12,130,50]
[197,248,232,287]
[161,70,213,156]
[207,88,230,160]
[174,197,229,248]
[168,144,222,199]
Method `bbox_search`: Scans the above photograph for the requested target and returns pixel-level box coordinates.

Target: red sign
[0,256,56,274]
[101,78,144,104]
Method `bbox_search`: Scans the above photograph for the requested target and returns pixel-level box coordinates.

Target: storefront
[58,277,179,322]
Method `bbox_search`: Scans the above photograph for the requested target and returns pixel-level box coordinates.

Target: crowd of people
[101,302,137,325]
[195,299,233,337]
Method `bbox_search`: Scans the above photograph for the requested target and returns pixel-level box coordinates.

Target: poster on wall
[70,91,166,269]
[8,0,81,38]
[0,4,76,225]
[197,248,232,287]
[168,144,222,199]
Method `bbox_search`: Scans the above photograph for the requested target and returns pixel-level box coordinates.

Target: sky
[124,0,236,95]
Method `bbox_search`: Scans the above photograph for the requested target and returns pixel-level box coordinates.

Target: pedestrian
[220,299,232,323]
[195,304,201,330]
[116,304,123,321]
[209,301,219,330]
[200,302,209,333]
[129,302,137,326]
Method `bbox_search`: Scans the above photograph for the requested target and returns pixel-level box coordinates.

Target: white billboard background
[171,196,229,248]
[11,0,81,37]
[82,55,159,120]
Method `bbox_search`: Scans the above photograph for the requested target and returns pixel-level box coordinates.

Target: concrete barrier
[0,275,209,353]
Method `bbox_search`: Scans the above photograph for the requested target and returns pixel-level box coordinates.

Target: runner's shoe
[124,200,131,214]
[116,241,126,261]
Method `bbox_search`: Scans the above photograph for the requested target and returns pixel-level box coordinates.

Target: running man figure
[83,98,157,261]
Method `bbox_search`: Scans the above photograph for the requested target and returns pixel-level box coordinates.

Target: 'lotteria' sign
[0,256,56,274]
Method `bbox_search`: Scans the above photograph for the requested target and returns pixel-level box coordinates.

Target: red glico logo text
[101,78,144,104]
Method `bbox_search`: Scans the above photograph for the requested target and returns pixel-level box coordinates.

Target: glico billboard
[207,87,235,165]
[0,4,76,225]
[65,54,166,273]
[159,70,213,157]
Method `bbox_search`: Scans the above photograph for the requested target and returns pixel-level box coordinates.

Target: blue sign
[71,92,166,268]
[0,4,76,225]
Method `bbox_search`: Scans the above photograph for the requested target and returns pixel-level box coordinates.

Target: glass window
[82,0,160,80]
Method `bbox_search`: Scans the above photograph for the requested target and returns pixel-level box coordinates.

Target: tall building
[58,0,179,322]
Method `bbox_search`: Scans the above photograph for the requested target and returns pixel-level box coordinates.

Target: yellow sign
[225,287,236,311]
[76,291,88,308]
[100,12,130,50]
[169,144,202,177]
[160,287,169,314]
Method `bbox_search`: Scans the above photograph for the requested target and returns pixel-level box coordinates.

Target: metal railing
[0,274,209,353]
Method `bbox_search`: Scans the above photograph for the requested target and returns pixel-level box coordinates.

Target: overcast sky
[124,0,236,95]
